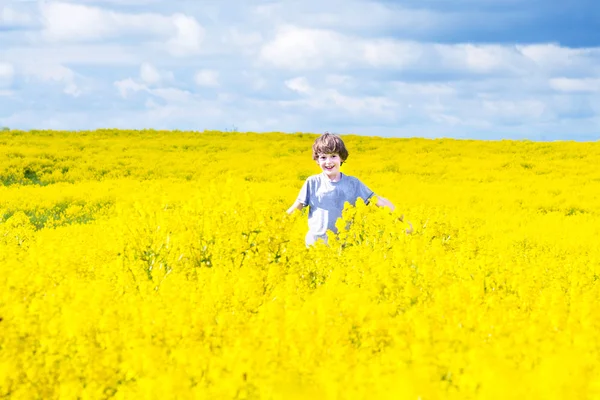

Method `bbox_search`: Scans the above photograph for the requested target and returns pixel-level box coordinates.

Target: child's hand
[396,215,413,234]
[286,201,304,215]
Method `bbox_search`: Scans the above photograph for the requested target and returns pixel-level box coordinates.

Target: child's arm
[374,195,413,234]
[375,195,395,212]
[286,201,305,214]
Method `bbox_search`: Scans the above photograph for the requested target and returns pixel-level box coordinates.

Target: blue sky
[0,0,599,140]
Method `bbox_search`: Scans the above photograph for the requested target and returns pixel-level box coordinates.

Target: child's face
[316,153,342,179]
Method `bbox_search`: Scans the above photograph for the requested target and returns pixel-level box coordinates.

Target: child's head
[312,132,349,164]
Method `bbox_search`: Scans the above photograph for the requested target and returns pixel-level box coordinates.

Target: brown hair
[312,132,349,163]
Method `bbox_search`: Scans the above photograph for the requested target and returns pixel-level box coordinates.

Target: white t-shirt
[296,172,375,246]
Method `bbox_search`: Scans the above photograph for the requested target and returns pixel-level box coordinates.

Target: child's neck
[324,171,342,182]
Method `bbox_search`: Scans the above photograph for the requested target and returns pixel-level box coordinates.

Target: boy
[287,132,408,246]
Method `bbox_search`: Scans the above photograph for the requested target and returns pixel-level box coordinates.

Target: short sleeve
[355,179,375,205]
[297,179,310,206]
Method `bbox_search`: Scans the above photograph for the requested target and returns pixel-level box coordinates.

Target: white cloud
[363,40,425,68]
[260,25,537,74]
[277,74,558,130]
[114,78,147,98]
[1,5,34,27]
[252,1,444,35]
[518,44,600,74]
[63,83,81,97]
[115,76,194,104]
[165,14,205,56]
[23,64,81,97]
[285,77,312,94]
[280,78,396,118]
[71,0,162,4]
[391,82,457,96]
[436,44,531,74]
[194,70,219,87]
[151,87,194,104]
[430,113,463,126]
[482,99,547,119]
[323,89,396,116]
[519,44,584,66]
[140,63,160,84]
[39,2,204,56]
[145,98,160,109]
[260,25,356,70]
[40,2,166,41]
[0,63,15,87]
[549,77,600,93]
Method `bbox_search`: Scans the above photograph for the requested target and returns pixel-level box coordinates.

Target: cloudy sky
[1,0,599,140]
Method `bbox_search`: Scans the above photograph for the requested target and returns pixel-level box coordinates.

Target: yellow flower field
[1,129,600,399]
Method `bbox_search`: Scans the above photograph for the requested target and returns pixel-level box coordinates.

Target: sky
[0,0,599,140]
